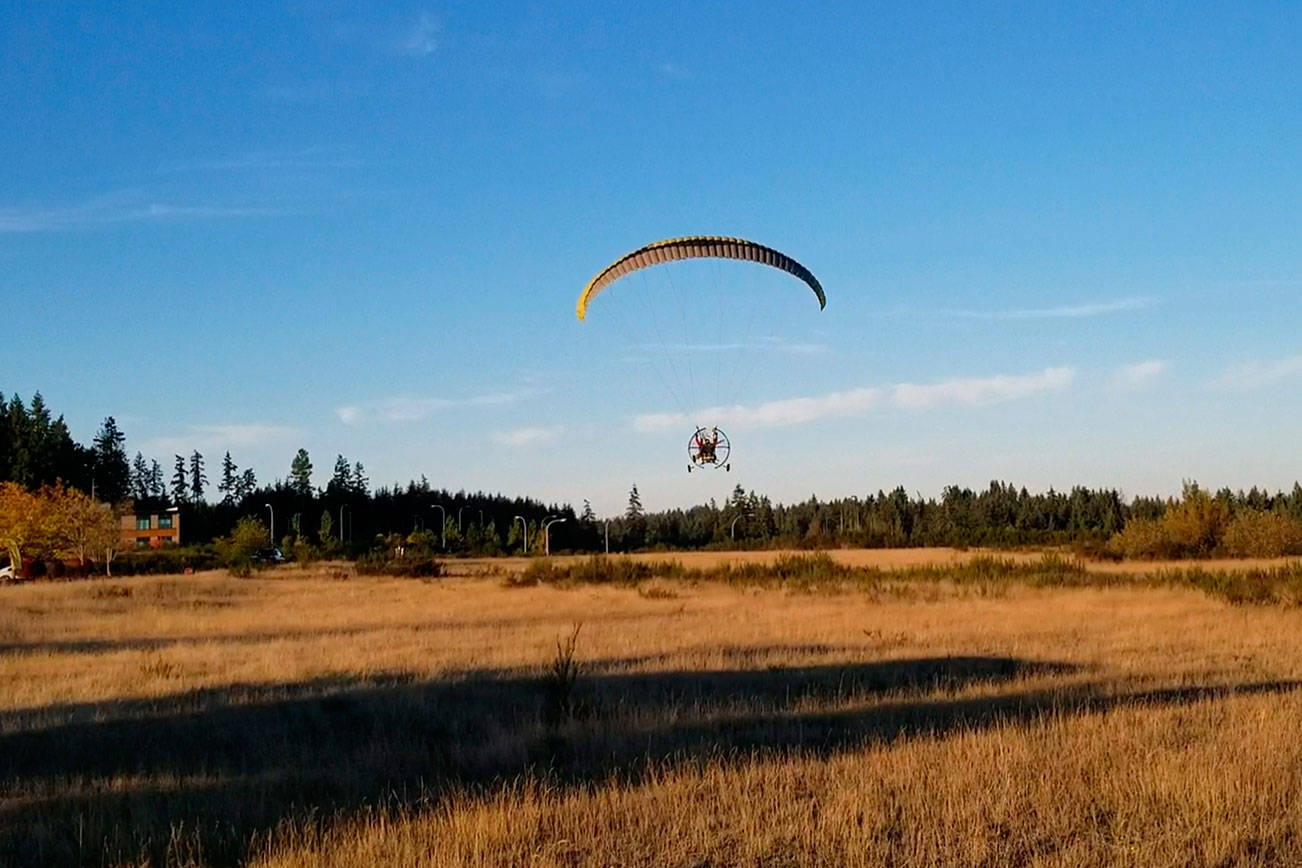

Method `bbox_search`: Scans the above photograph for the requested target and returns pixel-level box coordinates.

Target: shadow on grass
[1,655,1298,867]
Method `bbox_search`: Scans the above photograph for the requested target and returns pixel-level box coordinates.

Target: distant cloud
[336,390,533,425]
[0,193,284,233]
[397,11,439,57]
[634,336,827,356]
[491,426,564,447]
[1214,355,1302,389]
[939,296,1154,320]
[1112,360,1168,389]
[891,367,1075,410]
[657,61,691,79]
[160,147,362,174]
[634,367,1074,431]
[142,423,297,456]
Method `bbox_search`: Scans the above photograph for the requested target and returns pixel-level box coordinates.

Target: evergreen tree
[625,484,643,519]
[92,417,130,503]
[238,468,257,500]
[170,455,190,505]
[289,448,313,496]
[580,499,596,523]
[351,461,368,496]
[319,509,334,544]
[149,460,165,500]
[189,451,207,502]
[26,393,54,484]
[131,452,150,501]
[328,454,352,495]
[218,452,238,505]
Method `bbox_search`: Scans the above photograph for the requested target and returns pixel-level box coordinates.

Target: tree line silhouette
[4,390,1302,559]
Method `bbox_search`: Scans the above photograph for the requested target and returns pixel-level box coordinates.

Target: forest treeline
[4,390,1302,565]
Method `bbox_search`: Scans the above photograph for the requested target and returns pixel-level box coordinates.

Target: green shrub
[214,518,270,577]
[112,546,220,576]
[354,552,443,578]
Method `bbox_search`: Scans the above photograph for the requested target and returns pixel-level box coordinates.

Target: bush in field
[1162,485,1231,556]
[1222,511,1302,558]
[1109,517,1175,559]
[354,551,443,578]
[291,538,317,566]
[112,546,219,576]
[215,517,269,577]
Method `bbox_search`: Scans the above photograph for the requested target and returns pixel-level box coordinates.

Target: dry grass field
[4,554,1302,866]
[448,546,1302,577]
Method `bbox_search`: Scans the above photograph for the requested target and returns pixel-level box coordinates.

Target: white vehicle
[0,564,14,581]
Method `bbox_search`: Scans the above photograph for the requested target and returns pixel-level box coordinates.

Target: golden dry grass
[3,556,1302,866]
[448,546,1302,577]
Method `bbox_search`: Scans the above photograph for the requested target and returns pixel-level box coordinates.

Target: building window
[158,516,173,529]
[136,538,149,548]
[136,517,151,530]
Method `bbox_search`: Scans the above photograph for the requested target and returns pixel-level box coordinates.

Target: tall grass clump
[511,557,674,587]
[1181,563,1302,605]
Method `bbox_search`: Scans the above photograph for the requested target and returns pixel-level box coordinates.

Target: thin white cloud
[633,336,828,356]
[633,367,1075,431]
[160,147,362,174]
[940,296,1154,320]
[657,61,691,79]
[397,11,439,56]
[0,194,283,233]
[491,426,564,447]
[1214,355,1302,389]
[142,423,297,456]
[1112,359,1168,389]
[891,367,1074,410]
[336,390,533,425]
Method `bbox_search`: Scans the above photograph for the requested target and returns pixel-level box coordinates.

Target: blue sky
[3,2,1300,514]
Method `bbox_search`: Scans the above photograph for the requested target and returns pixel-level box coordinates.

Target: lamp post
[429,505,446,548]
[730,513,750,541]
[514,515,528,554]
[264,503,274,545]
[604,519,610,554]
[339,504,349,542]
[543,517,568,556]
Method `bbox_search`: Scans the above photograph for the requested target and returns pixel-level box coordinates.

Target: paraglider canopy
[576,236,826,321]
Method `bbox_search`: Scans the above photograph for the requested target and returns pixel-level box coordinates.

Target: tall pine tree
[149,460,165,500]
[131,452,150,501]
[238,468,257,499]
[289,449,313,496]
[328,454,352,495]
[189,451,207,502]
[92,417,130,503]
[218,452,238,505]
[170,455,189,505]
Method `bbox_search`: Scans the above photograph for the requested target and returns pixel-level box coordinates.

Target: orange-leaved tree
[0,482,63,570]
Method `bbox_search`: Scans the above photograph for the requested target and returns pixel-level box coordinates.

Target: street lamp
[457,506,466,533]
[339,504,349,542]
[514,515,528,554]
[730,513,751,541]
[543,517,568,556]
[429,505,446,548]
[264,503,274,544]
[604,519,610,554]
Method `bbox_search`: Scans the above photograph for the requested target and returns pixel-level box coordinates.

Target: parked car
[0,564,14,581]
